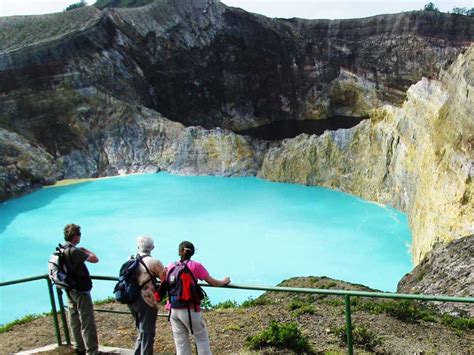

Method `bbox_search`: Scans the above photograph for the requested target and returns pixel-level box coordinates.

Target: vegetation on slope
[0,6,101,52]
[94,0,154,10]
[0,277,472,353]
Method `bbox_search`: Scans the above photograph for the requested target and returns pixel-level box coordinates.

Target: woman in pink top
[167,241,230,355]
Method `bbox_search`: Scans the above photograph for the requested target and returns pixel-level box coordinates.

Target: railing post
[46,277,62,346]
[344,295,353,355]
[56,288,71,345]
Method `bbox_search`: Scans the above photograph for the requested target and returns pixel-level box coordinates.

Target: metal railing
[1,274,473,354]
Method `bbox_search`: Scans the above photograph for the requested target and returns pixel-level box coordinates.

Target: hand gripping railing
[1,274,473,354]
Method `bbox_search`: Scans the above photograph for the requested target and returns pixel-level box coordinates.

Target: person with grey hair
[128,236,166,355]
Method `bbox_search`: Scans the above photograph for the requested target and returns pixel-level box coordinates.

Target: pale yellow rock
[261,45,474,265]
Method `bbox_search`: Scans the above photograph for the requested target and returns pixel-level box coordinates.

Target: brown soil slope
[1,277,472,354]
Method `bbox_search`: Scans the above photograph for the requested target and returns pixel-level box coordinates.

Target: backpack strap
[136,254,157,288]
[187,307,194,334]
[58,244,76,293]
[61,244,75,273]
[182,261,198,331]
[182,260,199,286]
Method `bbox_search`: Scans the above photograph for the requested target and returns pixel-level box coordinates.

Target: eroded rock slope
[261,45,473,264]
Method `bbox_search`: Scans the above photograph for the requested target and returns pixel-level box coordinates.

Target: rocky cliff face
[398,235,474,316]
[261,45,473,264]
[0,0,473,267]
[1,1,472,130]
[0,90,267,199]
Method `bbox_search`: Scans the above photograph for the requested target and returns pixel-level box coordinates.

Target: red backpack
[166,260,207,309]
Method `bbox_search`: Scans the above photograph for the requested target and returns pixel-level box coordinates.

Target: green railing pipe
[0,274,48,287]
[219,283,474,303]
[90,276,474,303]
[56,289,71,346]
[344,295,353,355]
[46,278,62,346]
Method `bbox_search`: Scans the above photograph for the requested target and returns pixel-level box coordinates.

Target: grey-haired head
[137,235,155,254]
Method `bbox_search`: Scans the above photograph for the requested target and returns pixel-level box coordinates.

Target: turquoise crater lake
[0,173,412,324]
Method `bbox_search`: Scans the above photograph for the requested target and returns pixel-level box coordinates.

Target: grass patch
[288,299,307,310]
[352,299,439,323]
[351,299,473,333]
[441,314,474,332]
[246,320,314,353]
[94,297,115,305]
[354,299,421,321]
[0,313,49,333]
[240,296,274,308]
[321,298,345,307]
[333,324,382,351]
[292,305,317,317]
[288,298,317,317]
[213,300,239,309]
[223,323,241,331]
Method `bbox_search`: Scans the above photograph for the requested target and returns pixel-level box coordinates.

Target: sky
[0,0,472,18]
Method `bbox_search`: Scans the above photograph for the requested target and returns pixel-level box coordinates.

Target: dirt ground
[1,277,473,354]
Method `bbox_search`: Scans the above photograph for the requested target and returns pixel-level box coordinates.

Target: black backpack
[48,244,75,289]
[113,254,155,304]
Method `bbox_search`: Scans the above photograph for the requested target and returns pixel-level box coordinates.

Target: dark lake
[237,116,367,140]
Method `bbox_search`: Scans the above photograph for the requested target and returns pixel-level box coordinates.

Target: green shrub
[384,300,426,322]
[94,0,154,9]
[213,300,238,309]
[354,299,437,323]
[288,299,306,311]
[423,2,439,12]
[292,305,317,317]
[223,323,241,331]
[353,299,473,333]
[200,295,212,310]
[240,296,273,308]
[246,321,314,353]
[441,314,474,332]
[333,324,382,351]
[322,298,344,307]
[65,0,86,11]
[288,299,316,317]
[94,297,115,305]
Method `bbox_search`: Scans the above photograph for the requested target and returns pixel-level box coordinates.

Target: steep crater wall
[260,45,473,264]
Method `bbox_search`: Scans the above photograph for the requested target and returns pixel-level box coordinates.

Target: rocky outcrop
[261,45,474,264]
[398,235,474,316]
[1,1,472,129]
[0,129,60,200]
[113,2,473,129]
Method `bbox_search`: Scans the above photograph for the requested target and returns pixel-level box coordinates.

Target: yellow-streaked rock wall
[261,45,474,264]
